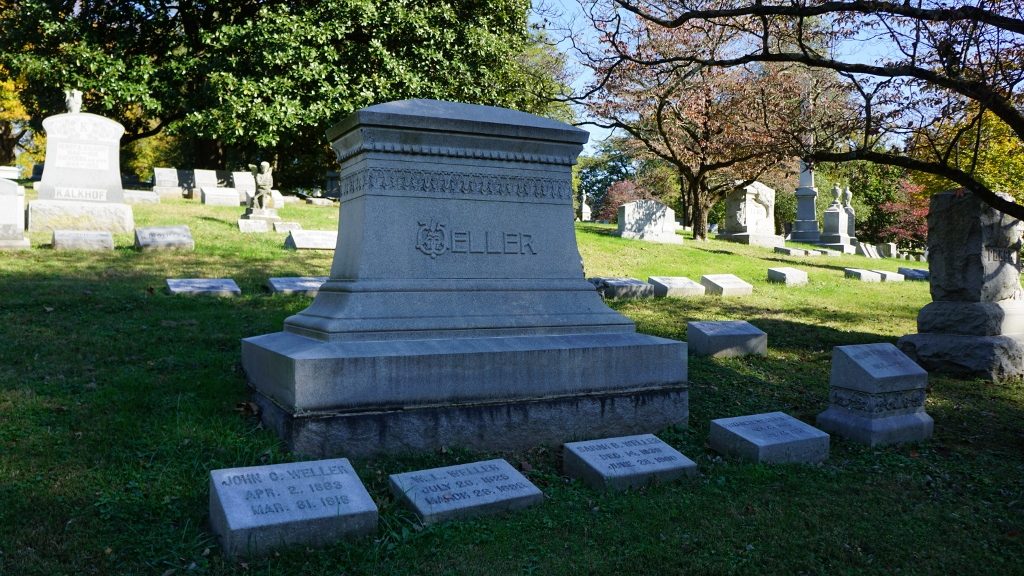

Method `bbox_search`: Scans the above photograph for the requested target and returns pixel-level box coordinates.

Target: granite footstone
[687,320,767,357]
[767,267,808,285]
[389,459,541,525]
[203,187,241,206]
[0,179,29,249]
[589,277,654,299]
[209,458,377,558]
[284,230,337,250]
[238,219,269,233]
[870,270,905,282]
[273,222,302,233]
[134,225,194,251]
[123,189,160,204]
[167,278,241,296]
[709,412,829,464]
[845,268,881,282]
[700,274,753,296]
[267,277,328,296]
[563,434,697,491]
[52,230,113,251]
[647,276,705,298]
[898,268,929,281]
[774,246,806,256]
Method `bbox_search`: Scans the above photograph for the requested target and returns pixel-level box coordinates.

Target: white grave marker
[267,277,328,296]
[52,230,113,251]
[166,278,241,296]
[687,320,767,357]
[699,274,753,296]
[709,412,829,464]
[844,268,882,282]
[134,225,194,251]
[563,434,697,491]
[767,267,808,285]
[284,230,337,250]
[647,276,706,298]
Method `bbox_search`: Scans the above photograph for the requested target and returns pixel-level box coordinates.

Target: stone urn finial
[843,186,853,207]
[831,184,842,205]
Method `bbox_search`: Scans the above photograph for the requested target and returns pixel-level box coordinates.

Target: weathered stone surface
[123,189,160,204]
[898,333,1024,380]
[589,277,654,299]
[898,268,929,281]
[209,458,377,558]
[52,230,113,251]
[709,412,829,464]
[774,246,806,256]
[791,160,820,243]
[238,219,270,233]
[0,179,29,249]
[232,171,256,192]
[307,197,334,206]
[870,270,905,282]
[877,243,898,258]
[134,225,193,251]
[647,276,705,298]
[767,267,808,285]
[856,243,882,258]
[699,274,753,296]
[36,113,125,203]
[816,343,932,446]
[563,434,697,491]
[844,268,881,282]
[267,277,328,296]
[273,221,302,233]
[166,278,241,296]
[389,459,541,525]
[0,166,19,179]
[284,230,337,250]
[820,186,851,246]
[29,200,134,233]
[617,199,683,244]
[917,300,1024,336]
[718,181,783,247]
[194,169,219,190]
[202,187,240,206]
[688,320,767,357]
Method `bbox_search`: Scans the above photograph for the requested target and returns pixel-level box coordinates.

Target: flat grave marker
[166,278,241,297]
[134,225,194,251]
[284,230,337,250]
[267,277,328,296]
[647,276,705,298]
[563,434,697,491]
[898,267,929,281]
[700,274,753,296]
[238,219,269,233]
[273,221,302,233]
[844,268,882,282]
[774,246,806,256]
[767,267,808,285]
[870,270,905,282]
[589,277,654,299]
[202,187,240,206]
[687,320,767,357]
[709,412,829,464]
[389,459,542,526]
[52,230,113,251]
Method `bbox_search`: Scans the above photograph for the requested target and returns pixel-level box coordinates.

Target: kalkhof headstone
[242,99,688,456]
[717,181,784,247]
[617,199,683,244]
[790,160,820,243]
[29,97,135,233]
[284,230,337,250]
[700,274,753,296]
[816,343,933,446]
[52,230,114,251]
[709,412,829,464]
[0,179,29,249]
[563,434,697,491]
[819,184,856,254]
[687,320,767,357]
[209,458,377,558]
[267,277,328,296]
[166,278,241,297]
[898,190,1024,379]
[389,459,541,525]
[844,268,881,282]
[647,276,706,298]
[767,267,808,285]
[589,277,654,299]
[134,225,194,251]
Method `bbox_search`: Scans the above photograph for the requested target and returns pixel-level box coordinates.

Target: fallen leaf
[520,460,534,473]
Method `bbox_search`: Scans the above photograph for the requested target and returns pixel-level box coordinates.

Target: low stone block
[28,199,134,233]
[817,249,841,257]
[267,277,328,296]
[209,458,377,558]
[389,459,542,525]
[917,300,1024,336]
[273,221,302,233]
[563,434,697,491]
[134,225,194,251]
[845,268,881,282]
[589,277,654,299]
[700,274,753,296]
[816,343,932,446]
[647,276,705,298]
[898,267,929,281]
[123,189,160,204]
[166,278,241,297]
[201,187,241,206]
[709,412,829,464]
[687,320,767,357]
[870,270,904,282]
[774,246,806,256]
[897,332,1024,380]
[877,243,898,258]
[153,185,187,199]
[307,198,334,206]
[767,267,808,285]
[856,243,882,259]
[285,230,337,250]
[238,219,269,233]
[52,230,114,251]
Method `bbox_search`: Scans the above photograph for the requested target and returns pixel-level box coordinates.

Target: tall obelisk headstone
[242,99,688,457]
[29,90,134,233]
[790,160,820,243]
[897,190,1024,379]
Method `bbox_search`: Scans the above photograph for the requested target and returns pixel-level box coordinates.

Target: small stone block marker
[687,320,766,357]
[389,459,542,526]
[816,343,933,446]
[237,219,269,233]
[870,270,905,282]
[209,458,378,558]
[134,225,194,251]
[201,186,241,206]
[284,230,337,250]
[767,267,808,285]
[52,230,113,251]
[898,267,929,281]
[700,274,753,296]
[166,278,241,297]
[267,277,328,296]
[844,268,882,282]
[273,221,302,233]
[709,412,829,464]
[648,276,706,298]
[589,277,654,299]
[774,246,806,256]
[563,434,697,491]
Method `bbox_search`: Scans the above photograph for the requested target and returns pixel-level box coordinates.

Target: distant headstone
[774,246,806,256]
[767,267,808,285]
[238,219,270,233]
[687,320,767,357]
[389,459,542,525]
[898,268,929,281]
[877,243,898,258]
[284,230,337,250]
[194,169,219,192]
[647,276,706,298]
[267,277,328,296]
[870,270,904,282]
[717,181,784,247]
[123,189,160,204]
[0,179,29,249]
[617,199,683,244]
[273,221,302,233]
[709,412,829,464]
[202,187,240,206]
[166,278,241,296]
[699,274,753,296]
[819,184,854,253]
[209,458,377,558]
[134,225,194,251]
[844,268,881,282]
[563,434,697,491]
[791,160,820,243]
[153,167,187,198]
[589,277,654,299]
[52,230,113,251]
[817,344,933,446]
[0,166,19,179]
[31,163,44,181]
[307,197,334,207]
[580,191,592,222]
[856,243,882,259]
[232,171,257,204]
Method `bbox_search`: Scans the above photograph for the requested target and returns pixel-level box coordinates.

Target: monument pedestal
[897,333,1024,379]
[241,207,281,222]
[27,199,134,233]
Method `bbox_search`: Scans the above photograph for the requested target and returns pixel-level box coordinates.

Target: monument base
[619,231,683,244]
[0,237,30,250]
[896,333,1024,380]
[918,300,1024,336]
[790,220,820,243]
[28,199,134,233]
[241,208,282,222]
[816,407,933,446]
[242,331,688,457]
[715,232,784,248]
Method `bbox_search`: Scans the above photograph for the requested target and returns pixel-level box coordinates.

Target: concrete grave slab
[284,230,337,250]
[898,267,929,281]
[28,199,134,233]
[52,230,113,251]
[563,434,697,491]
[0,179,29,249]
[589,277,654,299]
[389,459,541,525]
[774,246,806,256]
[767,267,808,285]
[238,219,269,233]
[202,187,240,206]
[687,320,767,357]
[166,278,241,297]
[267,277,328,296]
[709,412,829,464]
[844,268,882,282]
[209,458,377,558]
[273,221,302,233]
[647,276,706,298]
[699,274,753,296]
[134,225,194,251]
[870,270,905,282]
[123,189,160,204]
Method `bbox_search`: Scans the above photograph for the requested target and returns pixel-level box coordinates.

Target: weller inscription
[415,219,538,258]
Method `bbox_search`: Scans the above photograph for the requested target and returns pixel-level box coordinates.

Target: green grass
[2,198,1023,575]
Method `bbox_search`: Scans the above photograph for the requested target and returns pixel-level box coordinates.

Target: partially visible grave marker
[134,225,194,251]
[166,278,241,296]
[563,434,697,491]
[709,412,829,464]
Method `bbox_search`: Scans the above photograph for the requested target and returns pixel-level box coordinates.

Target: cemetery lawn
[3,201,1023,576]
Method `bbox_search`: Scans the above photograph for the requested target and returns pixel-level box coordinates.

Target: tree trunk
[0,123,22,165]
[677,172,691,226]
